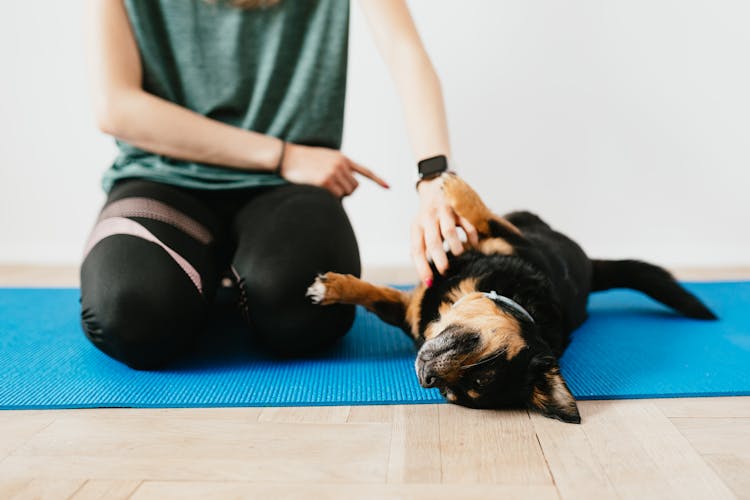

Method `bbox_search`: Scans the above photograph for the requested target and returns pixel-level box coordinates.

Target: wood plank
[438,405,551,484]
[0,411,56,457]
[347,405,394,424]
[0,478,84,499]
[130,481,558,500]
[579,400,734,499]
[704,454,750,500]
[671,417,750,455]
[657,396,750,418]
[0,265,79,287]
[531,403,618,499]
[2,264,748,288]
[671,416,750,499]
[70,480,142,499]
[386,404,441,483]
[671,267,750,281]
[41,407,263,422]
[361,267,418,286]
[0,414,391,483]
[258,406,350,423]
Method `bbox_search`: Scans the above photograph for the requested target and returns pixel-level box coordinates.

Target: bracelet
[274,139,287,177]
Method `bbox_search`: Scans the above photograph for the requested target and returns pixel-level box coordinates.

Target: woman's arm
[86,0,282,170]
[86,0,387,197]
[359,0,478,285]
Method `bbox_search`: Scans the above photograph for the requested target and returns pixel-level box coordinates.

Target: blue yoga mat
[1,282,749,409]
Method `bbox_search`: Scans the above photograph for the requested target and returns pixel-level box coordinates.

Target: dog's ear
[525,354,580,424]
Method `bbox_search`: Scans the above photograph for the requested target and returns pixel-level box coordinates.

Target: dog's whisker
[460,349,507,370]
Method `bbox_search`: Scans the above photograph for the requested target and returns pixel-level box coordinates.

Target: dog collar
[452,290,535,323]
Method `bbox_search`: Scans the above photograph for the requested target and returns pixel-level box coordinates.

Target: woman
[81,0,478,370]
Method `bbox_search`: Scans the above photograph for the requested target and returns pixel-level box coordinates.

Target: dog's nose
[419,365,443,388]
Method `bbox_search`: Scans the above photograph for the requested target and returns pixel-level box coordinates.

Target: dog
[306,173,717,423]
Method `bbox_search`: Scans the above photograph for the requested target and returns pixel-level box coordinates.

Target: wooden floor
[1,265,749,500]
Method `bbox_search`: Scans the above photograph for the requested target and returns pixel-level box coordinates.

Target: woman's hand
[280,143,389,197]
[411,177,479,286]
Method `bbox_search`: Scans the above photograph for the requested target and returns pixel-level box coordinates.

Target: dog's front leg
[441,173,522,241]
[307,273,422,339]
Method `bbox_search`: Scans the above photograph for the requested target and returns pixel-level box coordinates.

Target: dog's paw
[306,274,329,304]
[306,272,346,305]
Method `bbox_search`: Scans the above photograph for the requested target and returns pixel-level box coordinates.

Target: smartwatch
[417,155,452,188]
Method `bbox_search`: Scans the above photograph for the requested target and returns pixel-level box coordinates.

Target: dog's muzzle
[415,328,479,388]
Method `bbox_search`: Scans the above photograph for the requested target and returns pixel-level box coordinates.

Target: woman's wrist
[416,176,443,198]
[274,138,287,177]
[238,132,289,172]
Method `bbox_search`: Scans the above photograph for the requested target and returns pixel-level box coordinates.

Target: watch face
[419,155,448,177]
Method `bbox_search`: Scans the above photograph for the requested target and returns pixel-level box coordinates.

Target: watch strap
[417,154,449,179]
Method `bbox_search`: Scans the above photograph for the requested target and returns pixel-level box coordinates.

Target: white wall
[1,1,748,270]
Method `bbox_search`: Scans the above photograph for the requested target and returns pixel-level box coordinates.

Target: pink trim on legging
[82,216,203,294]
[97,197,213,245]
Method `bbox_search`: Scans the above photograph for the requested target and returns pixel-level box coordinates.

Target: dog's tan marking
[405,284,426,339]
[530,387,549,409]
[530,366,577,413]
[467,389,481,399]
[430,277,482,337]
[477,238,514,256]
[423,322,438,341]
[441,173,521,237]
[445,277,480,303]
[424,293,527,372]
[437,302,451,318]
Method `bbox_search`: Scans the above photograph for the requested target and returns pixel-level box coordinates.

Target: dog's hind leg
[307,272,424,339]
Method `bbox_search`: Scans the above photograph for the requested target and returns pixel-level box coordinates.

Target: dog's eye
[474,376,492,388]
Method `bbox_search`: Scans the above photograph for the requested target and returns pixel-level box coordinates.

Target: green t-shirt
[102,0,350,193]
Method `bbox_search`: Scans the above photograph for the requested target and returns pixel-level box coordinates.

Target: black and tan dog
[306,174,717,423]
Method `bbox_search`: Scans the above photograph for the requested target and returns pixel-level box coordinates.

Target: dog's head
[415,290,580,423]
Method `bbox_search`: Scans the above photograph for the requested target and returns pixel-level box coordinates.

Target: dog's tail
[590,259,717,320]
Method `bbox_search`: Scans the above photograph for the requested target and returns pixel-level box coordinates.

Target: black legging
[79,178,361,370]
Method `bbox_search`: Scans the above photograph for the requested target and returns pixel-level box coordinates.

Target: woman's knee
[80,284,206,370]
[257,302,357,357]
[79,237,208,370]
[236,267,357,356]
